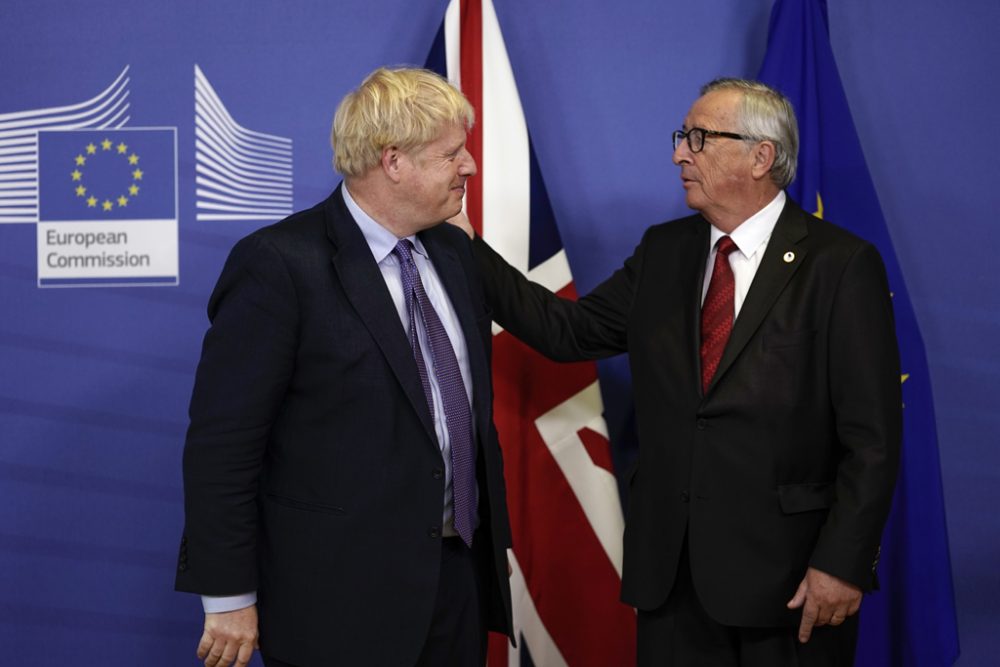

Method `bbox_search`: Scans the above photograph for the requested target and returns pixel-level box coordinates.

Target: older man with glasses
[450,77,901,666]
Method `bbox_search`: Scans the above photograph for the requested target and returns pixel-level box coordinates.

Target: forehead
[685,89,742,128]
[425,122,466,150]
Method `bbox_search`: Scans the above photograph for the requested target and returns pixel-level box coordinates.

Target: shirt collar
[341,184,428,263]
[709,190,786,259]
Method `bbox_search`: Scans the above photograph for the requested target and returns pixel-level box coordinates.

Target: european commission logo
[35,127,178,287]
[2,64,294,288]
[0,66,179,287]
[38,129,176,222]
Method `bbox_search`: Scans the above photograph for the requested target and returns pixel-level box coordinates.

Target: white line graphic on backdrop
[194,65,293,222]
[0,67,131,224]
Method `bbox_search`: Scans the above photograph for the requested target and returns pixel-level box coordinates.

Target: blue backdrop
[1,1,996,664]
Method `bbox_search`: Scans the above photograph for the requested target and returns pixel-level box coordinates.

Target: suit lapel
[707,199,810,394]
[324,187,438,442]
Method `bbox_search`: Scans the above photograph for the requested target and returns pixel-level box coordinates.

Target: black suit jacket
[474,197,901,628]
[176,186,513,665]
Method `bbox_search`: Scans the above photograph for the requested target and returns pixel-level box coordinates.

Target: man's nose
[672,140,691,166]
[460,149,477,177]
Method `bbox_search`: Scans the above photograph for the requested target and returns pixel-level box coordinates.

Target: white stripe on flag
[506,549,568,667]
[480,0,531,273]
[535,381,625,576]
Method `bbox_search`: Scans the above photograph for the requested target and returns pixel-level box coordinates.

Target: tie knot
[393,239,415,265]
[716,236,737,257]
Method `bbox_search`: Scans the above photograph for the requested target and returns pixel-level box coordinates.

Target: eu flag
[758,1,959,665]
[38,128,176,222]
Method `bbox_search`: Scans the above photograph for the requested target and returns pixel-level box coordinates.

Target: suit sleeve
[809,241,902,590]
[175,233,299,596]
[472,235,641,361]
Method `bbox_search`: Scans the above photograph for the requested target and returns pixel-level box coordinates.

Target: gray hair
[701,78,799,189]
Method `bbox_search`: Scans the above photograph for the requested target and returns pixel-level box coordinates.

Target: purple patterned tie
[393,240,476,546]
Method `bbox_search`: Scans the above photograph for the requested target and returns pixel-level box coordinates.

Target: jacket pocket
[265,493,347,516]
[777,482,835,514]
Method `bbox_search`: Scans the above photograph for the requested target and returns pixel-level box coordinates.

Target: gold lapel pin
[783,251,795,263]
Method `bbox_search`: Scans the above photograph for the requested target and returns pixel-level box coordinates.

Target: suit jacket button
[432,468,444,480]
[428,527,441,539]
[178,563,188,572]
[696,418,707,430]
[680,491,690,503]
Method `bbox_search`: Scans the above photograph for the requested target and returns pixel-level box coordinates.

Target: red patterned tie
[701,236,738,393]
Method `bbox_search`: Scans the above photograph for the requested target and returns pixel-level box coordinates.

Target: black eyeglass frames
[672,127,753,153]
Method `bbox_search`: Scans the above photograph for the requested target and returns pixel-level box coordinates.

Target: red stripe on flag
[456,3,635,662]
[578,427,615,474]
[459,0,483,235]
[491,328,636,666]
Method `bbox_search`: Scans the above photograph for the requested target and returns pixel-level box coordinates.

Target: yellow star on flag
[101,138,113,151]
[117,195,128,207]
[71,169,82,181]
[75,155,86,166]
[102,200,113,211]
[128,154,139,165]
[117,142,128,154]
[86,143,97,155]
[129,184,140,196]
[75,185,86,197]
[87,196,97,207]
[132,168,144,181]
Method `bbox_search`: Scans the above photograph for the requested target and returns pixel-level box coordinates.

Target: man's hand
[197,606,259,667]
[446,210,475,239]
[786,567,862,643]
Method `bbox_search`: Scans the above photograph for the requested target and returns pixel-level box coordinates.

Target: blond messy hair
[331,67,474,177]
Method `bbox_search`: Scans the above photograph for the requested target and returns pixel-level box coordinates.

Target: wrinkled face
[398,122,476,227]
[672,90,756,224]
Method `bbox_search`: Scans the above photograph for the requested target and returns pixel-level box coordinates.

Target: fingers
[198,637,247,667]
[797,599,818,643]
[236,641,255,667]
[786,578,807,609]
[196,630,214,660]
[848,596,862,617]
[198,607,258,667]
[206,645,225,667]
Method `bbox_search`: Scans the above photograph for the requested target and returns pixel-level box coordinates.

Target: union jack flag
[426,1,636,664]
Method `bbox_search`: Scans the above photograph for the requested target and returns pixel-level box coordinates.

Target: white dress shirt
[701,191,787,318]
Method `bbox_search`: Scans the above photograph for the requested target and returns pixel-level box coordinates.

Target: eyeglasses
[672,127,752,153]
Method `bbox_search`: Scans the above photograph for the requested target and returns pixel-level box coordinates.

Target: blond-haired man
[177,68,513,667]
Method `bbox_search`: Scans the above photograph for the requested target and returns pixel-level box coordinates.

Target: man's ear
[751,140,777,181]
[382,146,403,183]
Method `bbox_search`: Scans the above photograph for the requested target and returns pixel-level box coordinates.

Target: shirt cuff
[202,592,257,614]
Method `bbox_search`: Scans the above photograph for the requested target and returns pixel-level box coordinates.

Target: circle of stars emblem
[70,138,143,213]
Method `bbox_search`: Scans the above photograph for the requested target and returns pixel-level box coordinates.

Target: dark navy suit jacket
[176,186,513,665]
